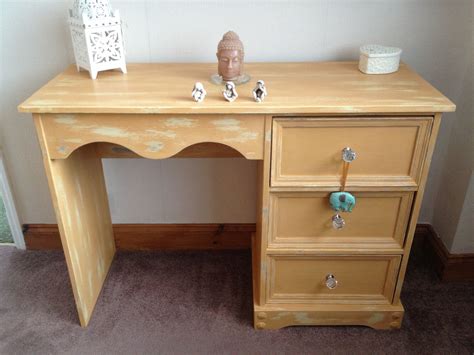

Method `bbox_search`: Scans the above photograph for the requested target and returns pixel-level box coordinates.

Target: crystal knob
[325,274,338,289]
[332,214,345,229]
[342,147,357,163]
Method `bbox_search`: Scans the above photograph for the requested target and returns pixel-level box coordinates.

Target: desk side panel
[254,116,272,307]
[392,114,440,302]
[34,114,116,327]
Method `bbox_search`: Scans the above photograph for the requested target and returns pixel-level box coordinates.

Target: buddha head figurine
[217,31,244,81]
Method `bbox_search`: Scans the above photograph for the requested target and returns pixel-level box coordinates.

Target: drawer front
[268,191,413,251]
[39,114,265,160]
[267,255,401,304]
[271,117,431,188]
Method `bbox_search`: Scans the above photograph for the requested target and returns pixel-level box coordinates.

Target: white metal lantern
[69,0,127,79]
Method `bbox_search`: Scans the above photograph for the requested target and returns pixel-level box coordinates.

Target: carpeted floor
[0,238,473,354]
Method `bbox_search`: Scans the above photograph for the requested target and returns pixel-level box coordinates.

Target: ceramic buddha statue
[216,31,245,81]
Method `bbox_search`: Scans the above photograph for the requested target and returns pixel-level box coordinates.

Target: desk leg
[34,115,115,327]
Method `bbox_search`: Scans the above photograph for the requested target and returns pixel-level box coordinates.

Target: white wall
[450,172,474,254]
[431,16,473,253]
[0,1,471,249]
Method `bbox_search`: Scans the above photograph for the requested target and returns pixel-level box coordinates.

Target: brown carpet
[0,238,473,354]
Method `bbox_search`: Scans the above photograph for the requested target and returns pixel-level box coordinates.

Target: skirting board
[416,224,474,282]
[23,223,474,282]
[23,224,254,251]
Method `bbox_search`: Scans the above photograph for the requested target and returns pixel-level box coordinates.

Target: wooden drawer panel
[267,255,401,304]
[268,191,412,251]
[38,114,265,160]
[271,117,431,188]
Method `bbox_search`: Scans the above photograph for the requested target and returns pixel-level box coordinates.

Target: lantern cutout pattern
[69,0,127,79]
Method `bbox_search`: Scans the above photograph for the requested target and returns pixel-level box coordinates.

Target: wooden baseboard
[416,223,474,282]
[23,223,474,282]
[23,223,254,251]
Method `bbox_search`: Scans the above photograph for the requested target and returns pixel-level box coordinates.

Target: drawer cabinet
[271,117,431,188]
[267,255,401,304]
[257,113,444,329]
[268,191,413,251]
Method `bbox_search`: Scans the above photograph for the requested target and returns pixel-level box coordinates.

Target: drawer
[271,117,431,188]
[38,113,265,160]
[268,191,413,251]
[267,255,401,304]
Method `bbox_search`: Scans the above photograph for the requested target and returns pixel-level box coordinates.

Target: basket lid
[360,44,402,58]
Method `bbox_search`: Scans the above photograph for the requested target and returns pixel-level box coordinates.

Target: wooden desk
[19,62,455,329]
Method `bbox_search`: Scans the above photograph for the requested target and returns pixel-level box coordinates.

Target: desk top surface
[18,62,455,115]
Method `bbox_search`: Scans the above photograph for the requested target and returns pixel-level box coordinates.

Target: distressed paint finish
[253,303,404,330]
[253,116,273,307]
[266,255,401,304]
[268,191,413,251]
[20,63,454,330]
[392,114,444,303]
[39,114,265,160]
[18,62,455,115]
[271,117,432,189]
[34,114,115,327]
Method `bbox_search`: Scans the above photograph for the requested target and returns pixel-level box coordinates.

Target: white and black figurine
[192,82,207,102]
[222,81,238,102]
[252,80,267,102]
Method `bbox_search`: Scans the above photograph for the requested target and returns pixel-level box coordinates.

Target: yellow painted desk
[19,62,455,329]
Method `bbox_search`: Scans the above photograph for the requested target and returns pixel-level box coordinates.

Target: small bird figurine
[222,81,238,102]
[253,80,267,102]
[192,82,207,102]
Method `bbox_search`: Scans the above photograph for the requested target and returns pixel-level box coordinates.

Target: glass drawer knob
[326,274,338,289]
[342,147,357,163]
[332,214,345,229]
